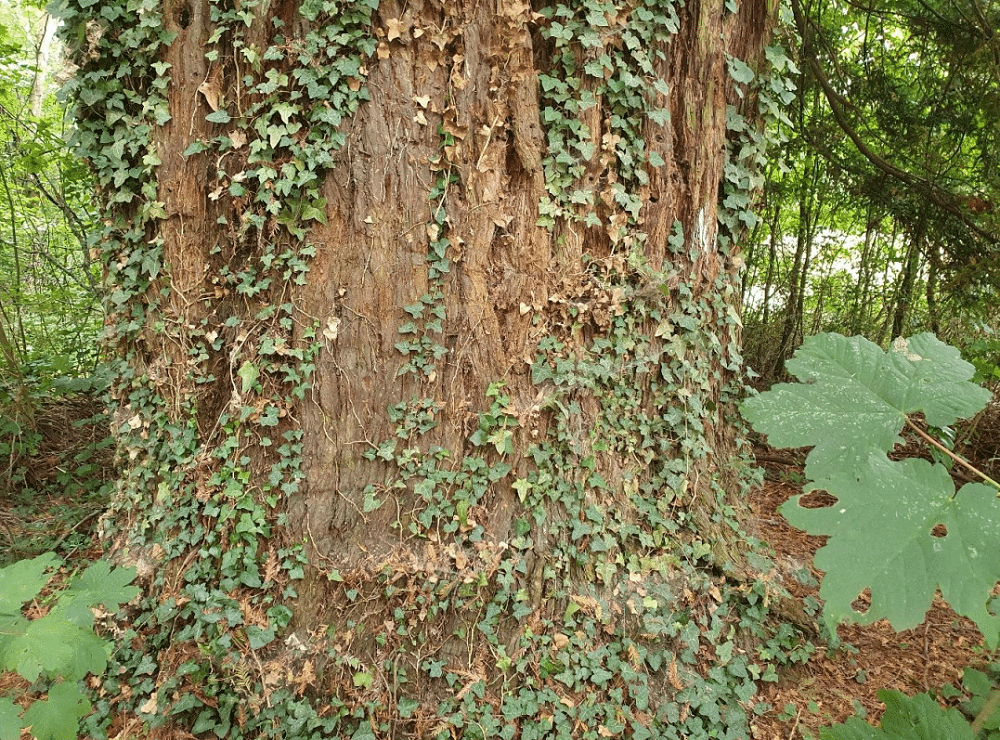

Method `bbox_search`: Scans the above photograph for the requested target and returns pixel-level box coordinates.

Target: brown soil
[747,454,997,739]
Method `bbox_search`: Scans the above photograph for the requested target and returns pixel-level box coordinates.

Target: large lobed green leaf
[742,333,1000,645]
[0,554,59,615]
[743,333,990,459]
[819,689,976,740]
[20,683,91,740]
[785,454,1000,641]
[0,555,137,740]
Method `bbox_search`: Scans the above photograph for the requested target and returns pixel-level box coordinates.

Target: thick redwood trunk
[62,0,780,735]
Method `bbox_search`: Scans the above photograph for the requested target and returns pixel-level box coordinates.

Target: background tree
[53,0,798,736]
[742,0,1000,379]
[0,0,108,542]
[0,0,99,382]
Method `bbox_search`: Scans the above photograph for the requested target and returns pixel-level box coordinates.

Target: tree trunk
[59,0,780,736]
[925,241,941,335]
[891,218,925,339]
[759,199,780,328]
[28,12,59,118]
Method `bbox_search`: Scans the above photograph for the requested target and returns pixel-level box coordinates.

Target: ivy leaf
[727,57,755,85]
[21,682,92,740]
[819,689,975,740]
[238,361,260,395]
[300,198,328,224]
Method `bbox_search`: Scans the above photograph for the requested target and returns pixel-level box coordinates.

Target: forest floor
[1,399,998,739]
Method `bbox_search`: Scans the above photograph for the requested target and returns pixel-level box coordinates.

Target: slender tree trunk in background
[0,166,27,358]
[59,0,782,735]
[760,200,780,327]
[873,225,899,345]
[891,218,924,339]
[926,241,941,335]
[809,281,825,334]
[28,13,59,118]
[0,296,20,378]
[850,212,876,335]
[776,154,817,375]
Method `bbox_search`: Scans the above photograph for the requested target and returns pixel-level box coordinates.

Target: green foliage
[743,332,1000,738]
[0,553,138,740]
[958,322,1000,391]
[533,0,677,231]
[0,370,112,562]
[940,666,1000,739]
[819,690,976,740]
[742,0,1000,379]
[743,332,1000,642]
[0,4,101,381]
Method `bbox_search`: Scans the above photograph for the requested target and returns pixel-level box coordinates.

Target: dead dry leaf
[386,17,405,41]
[198,79,221,111]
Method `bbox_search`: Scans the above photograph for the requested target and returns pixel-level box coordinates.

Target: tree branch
[789,0,1000,246]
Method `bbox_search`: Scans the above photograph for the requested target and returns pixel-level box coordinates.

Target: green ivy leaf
[300,198,328,224]
[727,57,755,85]
[238,361,260,395]
[182,141,207,157]
[21,682,92,740]
[206,109,232,124]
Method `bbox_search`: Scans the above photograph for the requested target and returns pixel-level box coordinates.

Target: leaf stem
[905,418,1000,493]
[971,687,1000,735]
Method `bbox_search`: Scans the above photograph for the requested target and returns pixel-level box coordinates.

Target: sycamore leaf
[784,454,1000,643]
[743,333,1000,644]
[48,560,138,631]
[3,618,107,682]
[0,553,59,614]
[818,689,975,740]
[0,697,21,740]
[65,560,138,611]
[21,682,91,740]
[742,333,990,470]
